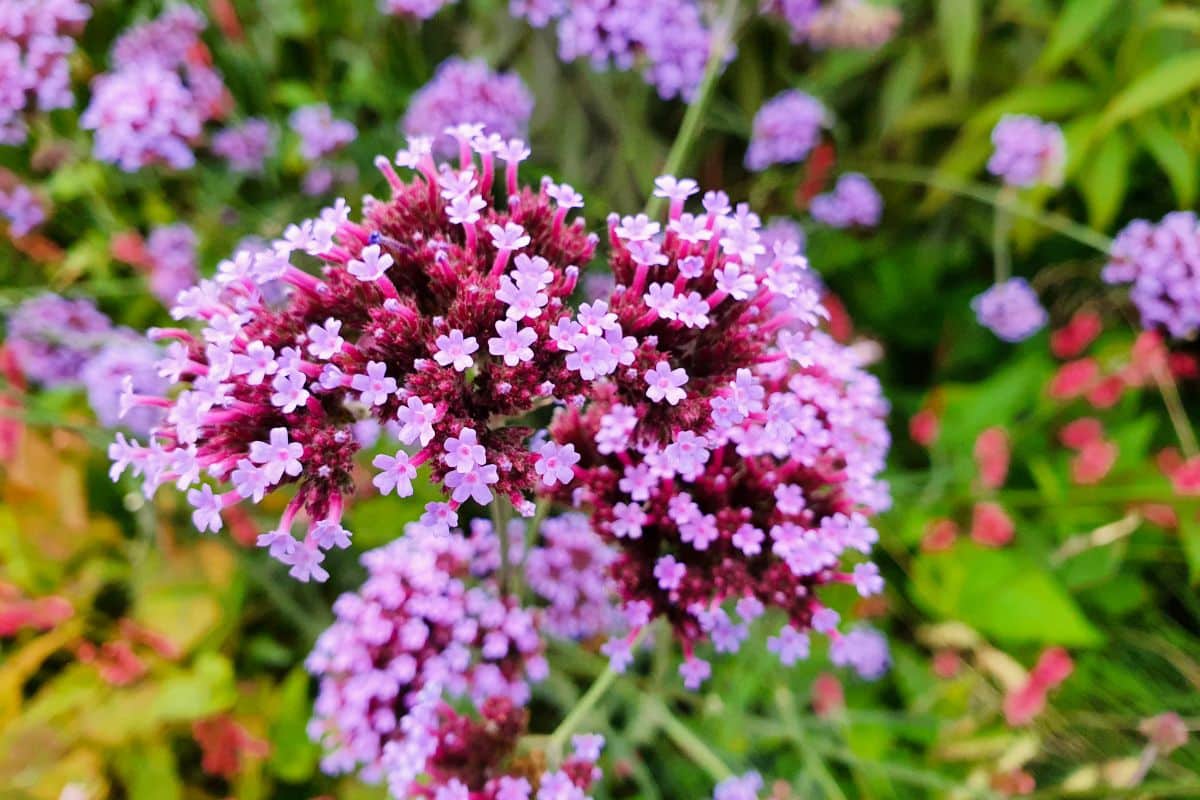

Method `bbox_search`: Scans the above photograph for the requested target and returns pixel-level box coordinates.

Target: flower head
[404,58,534,159]
[745,90,826,171]
[971,278,1047,343]
[987,115,1065,188]
[1103,211,1200,338]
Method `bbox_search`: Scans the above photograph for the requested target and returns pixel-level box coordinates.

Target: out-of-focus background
[2,1,1199,797]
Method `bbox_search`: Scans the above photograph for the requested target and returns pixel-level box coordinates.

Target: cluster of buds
[109,127,606,581]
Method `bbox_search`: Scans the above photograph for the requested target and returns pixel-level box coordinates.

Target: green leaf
[268,667,321,782]
[1076,126,1130,230]
[911,545,1103,646]
[1035,0,1119,75]
[114,742,182,800]
[1180,508,1200,585]
[878,44,926,139]
[1134,116,1198,206]
[1099,52,1200,133]
[937,0,980,94]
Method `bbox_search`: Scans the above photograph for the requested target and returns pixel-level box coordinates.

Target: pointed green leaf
[1099,52,1200,132]
[1134,116,1198,206]
[1076,127,1130,230]
[937,0,980,94]
[1035,0,1119,75]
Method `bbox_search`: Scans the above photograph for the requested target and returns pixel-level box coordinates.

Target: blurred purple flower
[212,118,275,173]
[145,224,200,307]
[745,89,826,171]
[1103,211,1200,338]
[403,58,534,159]
[0,0,91,145]
[289,104,356,161]
[0,181,46,237]
[810,172,882,228]
[5,293,112,386]
[971,277,1047,343]
[987,114,1065,188]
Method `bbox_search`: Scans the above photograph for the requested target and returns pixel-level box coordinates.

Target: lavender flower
[0,0,92,145]
[971,278,1047,342]
[212,118,275,173]
[81,7,228,171]
[0,181,46,237]
[289,104,357,161]
[403,58,534,159]
[145,224,200,307]
[809,173,882,228]
[987,115,1065,188]
[5,293,113,386]
[714,772,765,800]
[745,89,826,172]
[760,0,821,41]
[1103,211,1200,338]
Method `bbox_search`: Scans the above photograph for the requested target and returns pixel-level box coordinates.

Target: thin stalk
[1151,358,1199,458]
[993,185,1015,283]
[546,627,648,762]
[491,496,513,595]
[863,164,1114,253]
[644,0,742,218]
[646,696,735,782]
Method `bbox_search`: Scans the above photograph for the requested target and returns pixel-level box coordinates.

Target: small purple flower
[289,104,356,161]
[654,555,686,590]
[644,361,688,405]
[810,173,882,228]
[679,656,711,689]
[987,115,1065,188]
[145,224,200,306]
[767,625,810,666]
[0,183,46,237]
[830,626,891,680]
[535,441,580,487]
[713,772,765,800]
[403,58,534,159]
[212,118,275,173]
[745,89,826,172]
[351,361,399,406]
[5,293,113,386]
[1103,211,1200,338]
[372,450,417,496]
[971,277,1048,343]
[434,329,479,372]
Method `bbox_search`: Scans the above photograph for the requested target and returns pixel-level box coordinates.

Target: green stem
[863,164,1114,253]
[491,496,514,595]
[644,0,742,218]
[230,543,328,644]
[646,696,734,783]
[546,627,648,762]
[993,185,1015,283]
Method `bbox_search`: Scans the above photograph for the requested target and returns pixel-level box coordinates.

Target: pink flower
[644,361,688,405]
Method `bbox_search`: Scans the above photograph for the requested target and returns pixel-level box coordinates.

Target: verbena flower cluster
[971,277,1048,343]
[4,293,166,435]
[809,172,882,229]
[307,524,605,799]
[540,178,891,686]
[0,180,45,237]
[0,0,91,145]
[5,293,113,387]
[212,118,276,173]
[1103,211,1200,339]
[108,131,604,581]
[987,115,1065,188]
[526,512,620,640]
[145,224,201,307]
[81,7,230,171]
[290,104,357,161]
[745,89,826,172]
[404,59,534,158]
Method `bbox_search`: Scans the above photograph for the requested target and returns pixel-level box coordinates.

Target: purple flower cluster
[987,115,1065,188]
[0,180,45,237]
[212,118,276,173]
[517,0,719,101]
[772,0,902,49]
[81,7,229,171]
[0,0,91,145]
[380,0,458,19]
[5,293,113,386]
[404,59,534,159]
[289,104,357,161]
[713,772,765,800]
[1103,211,1200,338]
[526,513,620,640]
[82,335,168,436]
[145,224,200,307]
[745,89,826,172]
[809,173,882,229]
[971,278,1047,343]
[307,525,604,799]
[107,131,602,581]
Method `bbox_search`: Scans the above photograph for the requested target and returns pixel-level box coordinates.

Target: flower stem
[546,626,648,762]
[644,0,742,218]
[993,185,1015,283]
[491,496,513,595]
[646,696,735,782]
[863,164,1114,253]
